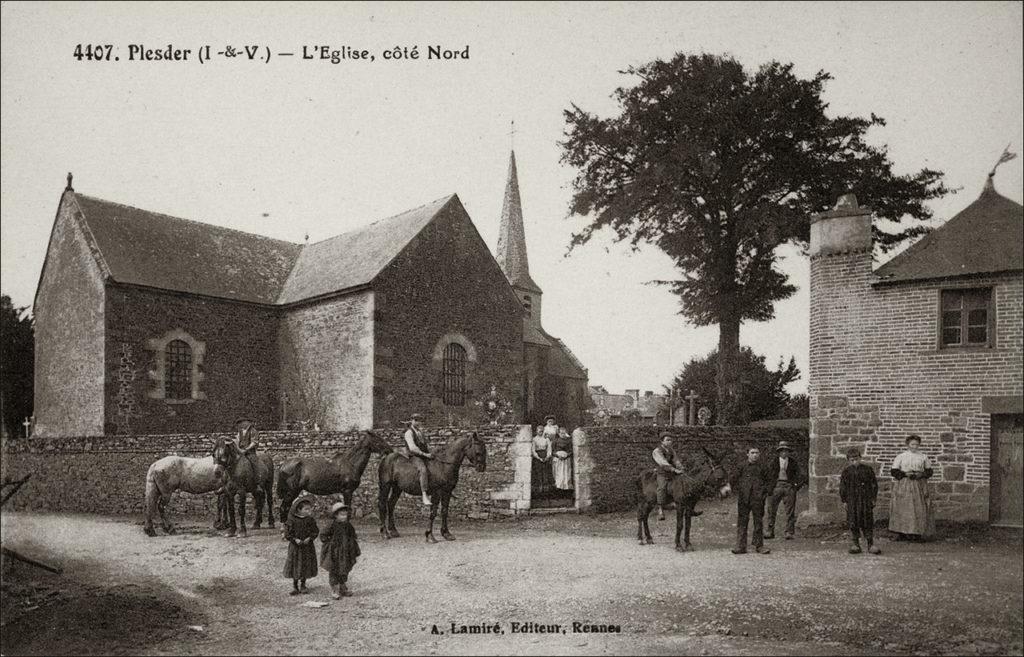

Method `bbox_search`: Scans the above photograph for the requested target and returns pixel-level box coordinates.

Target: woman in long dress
[544,416,573,491]
[531,424,554,496]
[888,434,936,539]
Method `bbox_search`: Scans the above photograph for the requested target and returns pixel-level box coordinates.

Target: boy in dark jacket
[320,502,361,599]
[839,446,881,555]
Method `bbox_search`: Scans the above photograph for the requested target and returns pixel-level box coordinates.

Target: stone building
[33,159,589,437]
[803,178,1023,527]
[587,386,667,425]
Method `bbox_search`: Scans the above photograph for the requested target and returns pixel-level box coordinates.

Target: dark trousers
[766,482,797,536]
[736,494,766,550]
[656,471,673,507]
[848,508,875,544]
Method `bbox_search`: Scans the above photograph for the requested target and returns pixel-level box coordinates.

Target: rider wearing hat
[764,440,805,540]
[403,413,433,506]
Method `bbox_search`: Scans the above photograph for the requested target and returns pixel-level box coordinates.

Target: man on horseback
[403,413,433,506]
[652,434,701,520]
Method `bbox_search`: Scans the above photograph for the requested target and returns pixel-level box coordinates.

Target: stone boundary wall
[0,426,525,523]
[577,425,809,513]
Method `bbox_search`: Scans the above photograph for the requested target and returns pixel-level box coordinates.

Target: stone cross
[22,416,32,439]
[685,390,700,426]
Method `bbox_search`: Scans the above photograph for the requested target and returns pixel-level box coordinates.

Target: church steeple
[496,151,542,295]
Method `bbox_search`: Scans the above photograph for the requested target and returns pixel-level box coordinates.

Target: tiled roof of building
[71,192,458,305]
[590,392,635,416]
[542,331,588,380]
[277,195,455,304]
[74,194,302,304]
[496,151,542,294]
[874,181,1023,284]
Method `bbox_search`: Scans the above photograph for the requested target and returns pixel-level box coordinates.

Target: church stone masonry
[33,160,589,437]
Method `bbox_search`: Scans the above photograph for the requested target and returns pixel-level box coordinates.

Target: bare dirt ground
[2,497,1021,656]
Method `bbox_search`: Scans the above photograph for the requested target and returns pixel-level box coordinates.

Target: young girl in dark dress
[283,496,319,595]
[320,502,361,599]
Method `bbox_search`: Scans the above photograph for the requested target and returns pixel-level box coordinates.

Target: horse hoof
[225,530,237,538]
[442,533,456,541]
[389,530,400,539]
[143,527,156,537]
[675,545,685,552]
[645,538,654,545]
[425,533,438,544]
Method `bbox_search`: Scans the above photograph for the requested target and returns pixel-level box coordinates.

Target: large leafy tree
[666,347,801,426]
[1,294,34,439]
[561,53,948,423]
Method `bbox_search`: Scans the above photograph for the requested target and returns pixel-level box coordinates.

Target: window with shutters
[940,288,992,348]
[442,342,467,406]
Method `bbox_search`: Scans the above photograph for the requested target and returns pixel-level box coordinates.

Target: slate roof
[277,195,455,304]
[496,151,542,294]
[874,181,1023,284]
[542,331,588,379]
[74,194,302,305]
[69,192,458,306]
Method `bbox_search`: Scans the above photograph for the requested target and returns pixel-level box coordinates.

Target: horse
[636,446,735,552]
[217,421,275,537]
[276,430,392,523]
[143,437,233,536]
[377,432,487,543]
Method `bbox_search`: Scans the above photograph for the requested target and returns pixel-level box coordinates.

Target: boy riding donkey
[652,434,702,521]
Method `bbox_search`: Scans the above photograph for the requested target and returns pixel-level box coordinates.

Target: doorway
[990,414,1023,527]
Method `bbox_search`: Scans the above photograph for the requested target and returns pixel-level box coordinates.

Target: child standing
[283,496,320,595]
[839,446,881,555]
[320,502,361,599]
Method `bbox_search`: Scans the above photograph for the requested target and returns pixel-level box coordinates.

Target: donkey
[276,430,392,523]
[636,446,735,551]
[218,421,275,537]
[143,437,232,536]
[378,432,487,543]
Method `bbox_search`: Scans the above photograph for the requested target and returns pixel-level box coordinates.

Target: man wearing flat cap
[403,413,433,506]
[764,440,805,540]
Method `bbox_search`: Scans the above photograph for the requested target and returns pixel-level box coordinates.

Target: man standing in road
[731,446,773,555]
[764,441,805,540]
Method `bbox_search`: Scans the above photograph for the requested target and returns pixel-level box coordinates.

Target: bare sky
[2,1,1021,396]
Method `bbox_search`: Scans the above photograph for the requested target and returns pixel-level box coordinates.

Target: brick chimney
[803,194,874,526]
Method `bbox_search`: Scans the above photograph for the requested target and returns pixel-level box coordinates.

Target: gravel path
[2,498,1021,656]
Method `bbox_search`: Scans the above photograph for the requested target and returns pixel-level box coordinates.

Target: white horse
[143,439,231,536]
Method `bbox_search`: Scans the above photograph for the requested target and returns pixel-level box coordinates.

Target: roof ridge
[306,194,457,247]
[75,193,304,247]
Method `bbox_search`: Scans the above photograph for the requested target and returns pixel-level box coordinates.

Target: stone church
[33,155,589,437]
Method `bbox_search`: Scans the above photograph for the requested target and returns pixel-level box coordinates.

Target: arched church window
[165,340,192,400]
[442,343,467,406]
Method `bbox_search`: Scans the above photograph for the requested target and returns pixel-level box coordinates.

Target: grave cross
[685,390,700,426]
[22,417,32,439]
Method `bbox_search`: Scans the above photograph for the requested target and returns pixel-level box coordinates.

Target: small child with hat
[283,496,320,595]
[839,446,881,555]
[320,501,362,599]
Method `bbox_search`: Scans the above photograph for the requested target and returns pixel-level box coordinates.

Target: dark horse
[378,432,486,543]
[636,447,735,551]
[217,421,275,537]
[276,430,392,523]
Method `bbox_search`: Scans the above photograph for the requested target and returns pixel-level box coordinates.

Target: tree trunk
[715,316,741,425]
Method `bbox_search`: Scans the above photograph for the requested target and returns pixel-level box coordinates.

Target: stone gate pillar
[573,427,593,512]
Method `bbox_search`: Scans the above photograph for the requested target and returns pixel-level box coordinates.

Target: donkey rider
[403,413,434,506]
[652,434,702,521]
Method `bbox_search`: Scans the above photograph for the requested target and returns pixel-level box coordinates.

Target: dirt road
[2,498,1021,656]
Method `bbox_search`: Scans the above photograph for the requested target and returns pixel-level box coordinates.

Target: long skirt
[532,456,554,495]
[552,453,573,490]
[888,478,935,536]
[283,542,318,580]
